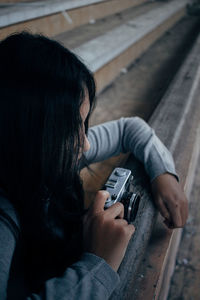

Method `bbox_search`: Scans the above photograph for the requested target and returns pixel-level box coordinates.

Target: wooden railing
[109,31,200,300]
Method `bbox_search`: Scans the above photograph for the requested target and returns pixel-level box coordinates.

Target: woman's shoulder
[0,188,21,241]
[0,189,24,300]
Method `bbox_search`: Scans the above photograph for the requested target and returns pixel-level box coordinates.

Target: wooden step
[80,13,200,299]
[0,0,188,94]
[0,0,187,94]
[70,0,188,92]
[167,149,200,299]
[0,0,146,39]
[80,12,200,198]
[119,29,200,300]
[55,2,161,50]
[0,0,111,27]
[0,0,39,3]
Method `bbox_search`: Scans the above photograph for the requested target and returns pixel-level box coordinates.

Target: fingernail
[100,190,109,196]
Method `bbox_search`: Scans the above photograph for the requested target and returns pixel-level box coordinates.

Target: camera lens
[122,193,140,223]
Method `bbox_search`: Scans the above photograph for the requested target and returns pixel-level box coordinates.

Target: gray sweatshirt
[0,117,177,300]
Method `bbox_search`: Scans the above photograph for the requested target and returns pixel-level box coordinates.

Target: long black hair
[0,32,96,287]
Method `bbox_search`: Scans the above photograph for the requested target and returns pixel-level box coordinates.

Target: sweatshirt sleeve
[28,253,119,300]
[85,117,178,182]
[0,217,119,300]
[0,218,17,300]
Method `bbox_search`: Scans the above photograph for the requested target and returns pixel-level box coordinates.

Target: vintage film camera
[104,168,140,223]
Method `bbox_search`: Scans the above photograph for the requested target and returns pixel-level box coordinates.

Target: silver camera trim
[104,167,132,208]
[104,167,140,223]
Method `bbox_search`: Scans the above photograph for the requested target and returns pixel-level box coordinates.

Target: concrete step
[0,0,146,38]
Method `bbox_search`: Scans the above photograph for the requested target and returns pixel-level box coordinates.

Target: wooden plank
[131,132,200,300]
[0,0,146,40]
[82,21,200,300]
[81,15,200,209]
[0,0,186,94]
[0,0,108,28]
[127,32,200,300]
[94,7,186,92]
[80,15,200,300]
[167,153,200,299]
[80,16,200,299]
[157,126,200,300]
[155,62,200,300]
[156,113,200,299]
[74,0,187,73]
[0,0,38,2]
[55,2,158,50]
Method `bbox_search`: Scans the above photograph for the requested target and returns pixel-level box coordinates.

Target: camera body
[104,167,140,223]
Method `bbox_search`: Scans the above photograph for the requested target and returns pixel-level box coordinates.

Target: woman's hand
[151,173,188,229]
[83,191,135,272]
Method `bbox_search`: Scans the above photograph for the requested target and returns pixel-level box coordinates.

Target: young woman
[0,32,188,299]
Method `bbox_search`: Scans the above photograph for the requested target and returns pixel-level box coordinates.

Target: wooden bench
[72,0,188,92]
[0,0,147,38]
[0,0,188,94]
[108,30,200,300]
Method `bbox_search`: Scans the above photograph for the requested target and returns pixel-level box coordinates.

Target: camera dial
[103,168,140,223]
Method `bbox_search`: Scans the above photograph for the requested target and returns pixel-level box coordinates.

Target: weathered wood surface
[74,0,187,73]
[0,0,107,27]
[81,14,200,206]
[0,0,145,30]
[110,31,200,300]
[79,13,200,299]
[69,0,187,93]
[55,2,157,50]
[88,15,200,126]
[94,6,186,93]
[78,13,200,300]
[157,126,200,300]
[0,0,38,2]
[0,0,147,41]
[0,0,188,94]
[168,148,200,300]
